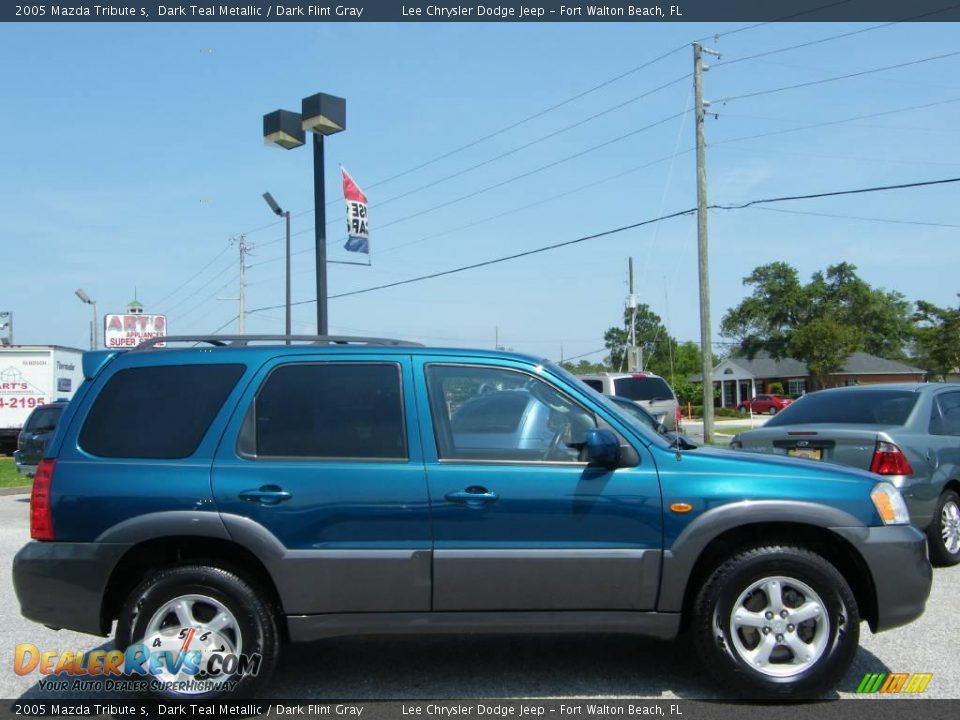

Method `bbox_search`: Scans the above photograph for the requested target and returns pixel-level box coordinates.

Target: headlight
[870,482,910,525]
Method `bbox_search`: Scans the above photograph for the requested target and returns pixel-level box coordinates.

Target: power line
[711,176,960,211]
[713,2,960,69]
[151,242,232,308]
[247,95,960,278]
[360,109,691,234]
[229,21,794,243]
[169,272,240,324]
[206,314,240,335]
[248,208,698,313]
[162,255,237,315]
[692,0,858,42]
[558,348,608,363]
[721,50,960,103]
[711,96,960,146]
[372,73,691,212]
[247,175,960,314]
[746,205,960,229]
[360,46,691,195]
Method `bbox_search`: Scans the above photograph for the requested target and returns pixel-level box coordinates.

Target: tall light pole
[263,93,346,336]
[262,192,291,337]
[75,288,98,350]
[0,311,12,346]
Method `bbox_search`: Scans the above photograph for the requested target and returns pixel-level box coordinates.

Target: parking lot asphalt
[0,492,956,701]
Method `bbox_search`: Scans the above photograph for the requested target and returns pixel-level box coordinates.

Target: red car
[737,393,793,415]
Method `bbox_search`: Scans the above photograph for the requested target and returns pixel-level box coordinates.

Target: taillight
[30,459,55,541]
[869,441,913,476]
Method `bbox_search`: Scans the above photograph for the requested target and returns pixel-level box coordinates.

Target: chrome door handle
[239,485,292,506]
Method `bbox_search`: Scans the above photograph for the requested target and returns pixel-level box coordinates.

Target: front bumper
[833,524,932,633]
[12,541,131,636]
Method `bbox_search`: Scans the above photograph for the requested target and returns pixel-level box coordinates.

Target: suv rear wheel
[927,489,960,567]
[692,545,859,699]
[115,565,280,698]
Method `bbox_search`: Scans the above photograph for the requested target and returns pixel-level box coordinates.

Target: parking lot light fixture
[74,288,98,350]
[262,192,292,339]
[262,110,305,150]
[262,92,346,336]
[300,93,346,136]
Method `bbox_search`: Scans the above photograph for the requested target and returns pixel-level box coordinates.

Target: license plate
[788,447,822,460]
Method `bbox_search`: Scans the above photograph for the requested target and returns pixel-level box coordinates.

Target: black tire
[768,407,778,415]
[692,545,859,699]
[115,565,280,699]
[926,489,960,567]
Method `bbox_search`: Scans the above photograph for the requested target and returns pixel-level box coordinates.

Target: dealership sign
[104,314,167,348]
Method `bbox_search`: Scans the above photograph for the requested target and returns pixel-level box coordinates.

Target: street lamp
[263,92,346,336]
[74,288,98,350]
[262,191,291,338]
[0,311,11,346]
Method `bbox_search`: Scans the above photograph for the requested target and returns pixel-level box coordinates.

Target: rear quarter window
[79,364,245,458]
[766,389,919,427]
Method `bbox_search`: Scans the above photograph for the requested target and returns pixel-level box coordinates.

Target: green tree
[560,358,607,375]
[721,262,914,389]
[913,297,960,381]
[604,305,675,373]
[787,314,862,389]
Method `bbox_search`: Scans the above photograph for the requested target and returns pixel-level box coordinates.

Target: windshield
[613,376,675,402]
[766,389,919,426]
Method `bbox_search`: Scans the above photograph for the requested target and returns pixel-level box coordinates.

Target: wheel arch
[658,503,878,629]
[100,536,286,640]
[663,520,877,632]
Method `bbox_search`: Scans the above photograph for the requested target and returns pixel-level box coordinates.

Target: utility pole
[235,235,250,335]
[694,42,720,445]
[627,258,640,372]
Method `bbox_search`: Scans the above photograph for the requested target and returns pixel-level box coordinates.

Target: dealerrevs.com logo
[856,672,933,694]
[14,627,261,695]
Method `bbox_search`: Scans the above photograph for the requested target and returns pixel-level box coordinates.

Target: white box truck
[0,346,84,454]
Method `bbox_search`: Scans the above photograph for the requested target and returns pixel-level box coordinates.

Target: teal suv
[13,336,931,699]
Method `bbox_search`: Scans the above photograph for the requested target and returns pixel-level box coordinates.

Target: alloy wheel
[727,576,830,678]
[942,500,960,555]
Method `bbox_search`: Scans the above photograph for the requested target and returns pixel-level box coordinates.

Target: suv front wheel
[115,565,280,698]
[692,545,859,699]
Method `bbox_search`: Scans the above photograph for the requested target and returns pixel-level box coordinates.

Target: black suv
[14,400,68,477]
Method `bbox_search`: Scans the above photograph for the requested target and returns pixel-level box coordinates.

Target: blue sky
[1,20,958,364]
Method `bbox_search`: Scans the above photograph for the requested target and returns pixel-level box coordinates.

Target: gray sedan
[731,383,960,567]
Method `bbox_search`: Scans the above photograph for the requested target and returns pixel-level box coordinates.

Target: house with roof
[694,351,926,408]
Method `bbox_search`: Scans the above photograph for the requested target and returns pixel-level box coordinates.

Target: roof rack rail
[132,335,424,351]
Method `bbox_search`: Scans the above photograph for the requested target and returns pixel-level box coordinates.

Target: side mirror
[583,428,621,467]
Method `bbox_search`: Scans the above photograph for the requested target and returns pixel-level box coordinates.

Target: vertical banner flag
[341,166,369,254]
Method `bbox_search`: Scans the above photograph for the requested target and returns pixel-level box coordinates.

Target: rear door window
[250,363,406,460]
[581,379,604,393]
[80,364,245,458]
[932,392,960,436]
